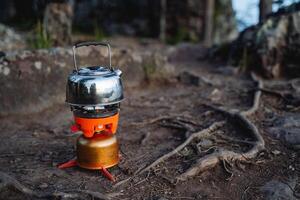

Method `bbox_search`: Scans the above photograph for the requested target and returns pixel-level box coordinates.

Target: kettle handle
[72,41,112,72]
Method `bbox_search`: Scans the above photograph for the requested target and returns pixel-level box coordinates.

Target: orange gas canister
[76,133,119,170]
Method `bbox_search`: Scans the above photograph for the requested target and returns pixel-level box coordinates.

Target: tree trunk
[160,0,167,42]
[259,0,273,22]
[43,2,73,46]
[204,0,215,47]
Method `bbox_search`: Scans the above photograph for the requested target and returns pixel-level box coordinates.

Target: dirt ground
[0,44,299,200]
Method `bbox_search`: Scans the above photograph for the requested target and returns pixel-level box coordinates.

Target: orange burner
[73,113,119,138]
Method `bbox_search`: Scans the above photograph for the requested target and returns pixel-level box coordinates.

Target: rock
[260,179,298,200]
[289,165,295,171]
[267,113,300,148]
[43,3,73,46]
[217,3,300,79]
[39,183,48,189]
[271,150,281,155]
[177,71,200,86]
[198,139,213,149]
[0,24,26,51]
[209,88,222,102]
[284,129,300,146]
[140,50,175,83]
[0,46,172,116]
[34,61,42,70]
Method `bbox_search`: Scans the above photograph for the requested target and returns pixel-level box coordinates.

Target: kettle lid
[77,66,114,76]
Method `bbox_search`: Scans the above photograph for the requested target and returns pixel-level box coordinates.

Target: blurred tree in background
[0,0,238,47]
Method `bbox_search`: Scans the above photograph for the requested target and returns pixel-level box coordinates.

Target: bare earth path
[0,45,299,200]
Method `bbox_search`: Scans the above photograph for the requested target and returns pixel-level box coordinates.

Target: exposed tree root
[241,73,263,116]
[0,171,114,200]
[175,73,265,181]
[214,131,256,145]
[258,88,289,102]
[176,112,265,181]
[113,121,225,188]
[115,73,265,185]
[135,121,226,175]
[133,72,265,182]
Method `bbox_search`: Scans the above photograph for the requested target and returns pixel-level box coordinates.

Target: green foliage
[94,23,106,41]
[29,21,52,49]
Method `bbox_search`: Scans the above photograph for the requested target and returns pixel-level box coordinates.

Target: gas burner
[58,42,124,181]
[71,104,120,118]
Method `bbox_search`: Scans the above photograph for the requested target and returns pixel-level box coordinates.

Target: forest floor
[0,44,299,200]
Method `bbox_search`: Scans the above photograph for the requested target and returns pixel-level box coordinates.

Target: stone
[39,183,48,189]
[267,113,300,148]
[0,24,26,51]
[0,45,172,116]
[284,129,300,146]
[260,179,298,200]
[216,3,300,79]
[271,150,281,155]
[198,139,213,149]
[34,61,42,70]
[177,71,200,86]
[209,88,222,102]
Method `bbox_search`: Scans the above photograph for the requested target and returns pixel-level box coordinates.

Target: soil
[0,44,299,200]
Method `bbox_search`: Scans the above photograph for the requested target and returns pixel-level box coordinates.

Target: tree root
[176,112,265,181]
[0,171,114,200]
[117,73,266,184]
[241,73,263,116]
[135,121,226,175]
[258,88,289,102]
[175,73,265,181]
[214,131,257,145]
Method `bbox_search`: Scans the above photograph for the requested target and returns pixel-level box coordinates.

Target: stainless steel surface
[67,42,123,106]
[66,66,123,106]
[72,41,112,72]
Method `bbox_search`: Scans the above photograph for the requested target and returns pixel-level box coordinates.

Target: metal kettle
[66,42,124,108]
